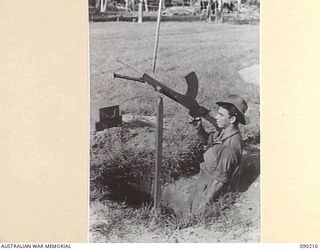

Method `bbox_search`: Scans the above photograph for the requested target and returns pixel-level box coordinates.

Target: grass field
[90,22,259,139]
[90,21,260,242]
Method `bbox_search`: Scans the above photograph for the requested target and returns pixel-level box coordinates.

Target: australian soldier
[188,94,250,214]
[113,72,250,214]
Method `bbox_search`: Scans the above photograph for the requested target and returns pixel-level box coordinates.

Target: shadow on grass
[235,145,260,193]
[123,120,155,130]
[106,178,151,207]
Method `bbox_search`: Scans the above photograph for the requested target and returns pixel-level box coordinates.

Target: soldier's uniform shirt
[202,126,242,183]
[189,126,243,213]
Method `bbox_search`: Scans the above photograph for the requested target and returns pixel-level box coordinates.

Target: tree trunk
[132,0,135,11]
[217,0,223,23]
[206,0,211,22]
[138,0,143,23]
[215,1,218,21]
[125,0,129,11]
[101,0,108,12]
[95,0,101,9]
[144,0,149,12]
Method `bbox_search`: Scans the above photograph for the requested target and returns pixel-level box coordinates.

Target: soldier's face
[215,107,233,129]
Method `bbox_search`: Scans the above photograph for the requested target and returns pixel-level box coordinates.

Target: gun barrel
[113,73,145,83]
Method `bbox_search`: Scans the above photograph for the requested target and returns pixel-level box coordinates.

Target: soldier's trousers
[188,170,224,214]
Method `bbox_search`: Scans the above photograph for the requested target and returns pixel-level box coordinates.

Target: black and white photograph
[89,0,260,242]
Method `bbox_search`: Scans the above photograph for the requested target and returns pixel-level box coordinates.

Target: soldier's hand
[189,117,202,129]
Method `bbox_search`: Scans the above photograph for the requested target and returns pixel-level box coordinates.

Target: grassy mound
[90,117,204,204]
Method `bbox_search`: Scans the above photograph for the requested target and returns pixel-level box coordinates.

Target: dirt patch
[238,64,259,85]
[90,171,260,242]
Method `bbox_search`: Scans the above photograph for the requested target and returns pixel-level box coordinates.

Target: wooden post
[138,0,143,23]
[153,96,163,209]
[152,0,163,73]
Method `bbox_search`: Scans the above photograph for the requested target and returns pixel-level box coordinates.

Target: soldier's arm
[196,124,210,144]
[190,118,214,144]
[218,146,242,176]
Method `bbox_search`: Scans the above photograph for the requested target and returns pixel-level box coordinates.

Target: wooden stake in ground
[152,0,163,73]
[152,0,164,209]
[153,95,163,209]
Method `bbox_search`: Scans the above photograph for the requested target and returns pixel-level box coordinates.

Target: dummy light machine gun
[113,72,218,129]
